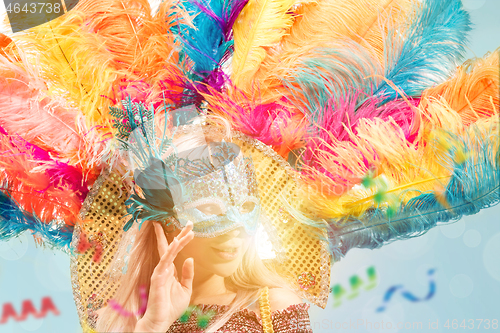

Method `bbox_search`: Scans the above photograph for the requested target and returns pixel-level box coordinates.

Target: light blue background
[0,0,499,332]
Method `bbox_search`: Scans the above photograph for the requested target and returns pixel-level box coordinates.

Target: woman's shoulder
[267,287,303,312]
[246,287,303,317]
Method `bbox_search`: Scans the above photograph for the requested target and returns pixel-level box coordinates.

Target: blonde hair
[96,116,291,332]
[96,221,287,332]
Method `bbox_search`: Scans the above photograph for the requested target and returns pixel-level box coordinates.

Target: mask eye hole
[195,203,225,216]
[240,201,256,214]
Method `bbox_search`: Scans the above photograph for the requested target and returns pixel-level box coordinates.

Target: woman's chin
[210,262,241,277]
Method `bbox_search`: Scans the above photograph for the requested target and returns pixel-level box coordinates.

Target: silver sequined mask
[166,141,261,237]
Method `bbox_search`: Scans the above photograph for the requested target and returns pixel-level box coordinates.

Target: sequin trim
[259,287,274,333]
[70,222,86,331]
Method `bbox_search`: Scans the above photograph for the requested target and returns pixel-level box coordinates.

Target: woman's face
[167,226,253,278]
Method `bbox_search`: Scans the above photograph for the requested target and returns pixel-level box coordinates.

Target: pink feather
[301,93,420,194]
[202,87,307,157]
[0,54,111,175]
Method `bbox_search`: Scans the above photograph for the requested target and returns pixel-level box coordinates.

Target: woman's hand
[134,221,195,332]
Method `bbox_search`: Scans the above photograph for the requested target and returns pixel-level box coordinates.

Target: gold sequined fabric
[70,170,131,333]
[230,131,330,308]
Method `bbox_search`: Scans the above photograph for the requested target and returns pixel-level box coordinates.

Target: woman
[95,121,314,332]
[0,1,497,332]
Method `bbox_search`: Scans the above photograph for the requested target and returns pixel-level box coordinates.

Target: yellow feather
[250,0,413,101]
[297,97,499,219]
[284,0,412,60]
[12,11,118,131]
[232,0,297,90]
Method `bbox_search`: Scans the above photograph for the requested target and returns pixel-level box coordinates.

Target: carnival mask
[132,141,261,237]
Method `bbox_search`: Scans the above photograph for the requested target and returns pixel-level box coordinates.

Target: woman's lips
[211,246,240,260]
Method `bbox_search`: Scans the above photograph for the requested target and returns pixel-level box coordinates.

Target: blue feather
[282,42,379,122]
[0,190,73,251]
[374,0,472,103]
[176,0,248,79]
[277,0,472,121]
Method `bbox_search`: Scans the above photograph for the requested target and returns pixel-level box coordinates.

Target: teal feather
[282,42,380,121]
[0,189,73,251]
[119,99,184,231]
[279,124,499,262]
[374,0,472,103]
[283,0,472,120]
[176,0,248,80]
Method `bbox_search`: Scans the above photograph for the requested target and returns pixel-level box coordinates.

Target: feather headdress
[0,0,498,329]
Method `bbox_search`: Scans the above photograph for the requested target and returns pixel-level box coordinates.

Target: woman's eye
[196,203,224,216]
[240,201,256,214]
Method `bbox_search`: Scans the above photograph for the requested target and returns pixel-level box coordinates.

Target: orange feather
[250,0,413,99]
[73,0,185,104]
[0,136,82,224]
[73,0,154,73]
[282,0,412,62]
[0,34,19,61]
[421,48,499,125]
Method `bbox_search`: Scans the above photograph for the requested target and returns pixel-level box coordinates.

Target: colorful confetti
[376,268,436,312]
[330,266,378,307]
[0,297,60,324]
[180,305,217,329]
[108,286,148,317]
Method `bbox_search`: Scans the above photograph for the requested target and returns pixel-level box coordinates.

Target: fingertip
[183,257,194,270]
[184,258,195,278]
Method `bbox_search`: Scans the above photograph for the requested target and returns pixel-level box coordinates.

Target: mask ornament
[132,140,262,237]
